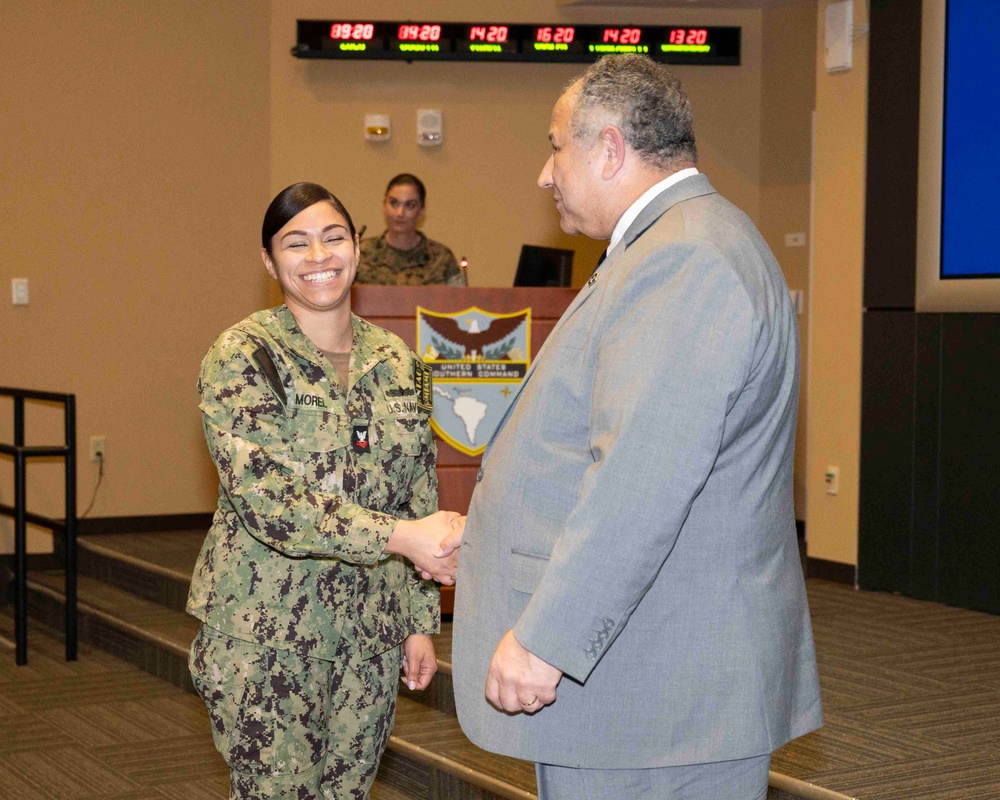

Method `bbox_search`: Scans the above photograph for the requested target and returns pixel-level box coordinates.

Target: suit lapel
[483,273,605,455]
[619,173,717,252]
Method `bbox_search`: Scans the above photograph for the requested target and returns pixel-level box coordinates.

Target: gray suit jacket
[452,175,822,768]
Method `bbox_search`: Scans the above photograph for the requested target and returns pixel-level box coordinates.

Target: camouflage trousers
[189,624,401,800]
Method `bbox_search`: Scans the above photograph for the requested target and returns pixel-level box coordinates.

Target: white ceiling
[557,0,800,8]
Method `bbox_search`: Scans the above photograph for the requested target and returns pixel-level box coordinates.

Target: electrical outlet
[90,436,106,463]
[12,278,29,305]
[824,465,840,495]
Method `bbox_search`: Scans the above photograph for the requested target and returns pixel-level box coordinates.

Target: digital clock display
[535,27,575,44]
[603,28,641,44]
[469,25,509,43]
[329,23,375,41]
[670,28,709,45]
[294,21,740,65]
[663,28,714,55]
[398,24,442,42]
[458,24,517,56]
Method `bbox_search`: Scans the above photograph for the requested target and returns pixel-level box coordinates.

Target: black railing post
[64,396,78,661]
[13,396,25,447]
[1,387,79,665]
[14,450,28,666]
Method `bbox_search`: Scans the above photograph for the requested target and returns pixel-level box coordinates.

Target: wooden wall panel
[910,314,943,600]
[863,0,922,310]
[858,311,915,593]
[353,286,576,614]
[437,468,479,516]
[937,315,1000,613]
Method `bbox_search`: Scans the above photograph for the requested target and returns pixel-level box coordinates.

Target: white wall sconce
[825,0,853,73]
[417,109,443,147]
[365,114,391,142]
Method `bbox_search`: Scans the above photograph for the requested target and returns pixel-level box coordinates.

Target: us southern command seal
[416,306,531,456]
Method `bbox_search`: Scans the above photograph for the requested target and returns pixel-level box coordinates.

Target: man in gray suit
[444,55,822,799]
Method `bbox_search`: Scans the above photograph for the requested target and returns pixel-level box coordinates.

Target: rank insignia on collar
[587,271,600,287]
[352,424,370,453]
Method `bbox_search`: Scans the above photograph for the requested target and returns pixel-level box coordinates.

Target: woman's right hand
[385,511,461,584]
[414,515,467,582]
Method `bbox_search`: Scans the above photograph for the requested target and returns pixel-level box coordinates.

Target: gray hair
[569,55,697,169]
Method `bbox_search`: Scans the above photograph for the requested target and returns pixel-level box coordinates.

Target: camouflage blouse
[357,232,467,286]
[187,305,440,662]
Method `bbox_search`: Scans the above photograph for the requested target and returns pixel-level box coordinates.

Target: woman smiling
[187,182,459,799]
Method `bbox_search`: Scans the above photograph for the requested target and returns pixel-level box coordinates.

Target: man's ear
[600,125,627,180]
[261,248,277,280]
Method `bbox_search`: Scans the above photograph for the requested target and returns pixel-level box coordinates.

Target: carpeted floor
[0,614,405,800]
[7,530,1000,800]
[0,613,228,799]
[772,580,1000,799]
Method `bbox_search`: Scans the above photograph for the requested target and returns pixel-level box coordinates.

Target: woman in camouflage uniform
[357,173,467,286]
[188,182,459,799]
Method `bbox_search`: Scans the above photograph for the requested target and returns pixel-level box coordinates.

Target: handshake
[386,511,466,585]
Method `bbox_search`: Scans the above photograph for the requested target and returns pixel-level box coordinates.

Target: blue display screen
[941,0,1000,278]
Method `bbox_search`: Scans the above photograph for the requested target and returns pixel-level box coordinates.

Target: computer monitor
[514,245,574,287]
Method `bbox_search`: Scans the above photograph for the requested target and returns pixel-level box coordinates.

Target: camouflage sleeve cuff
[408,584,441,635]
[316,503,397,565]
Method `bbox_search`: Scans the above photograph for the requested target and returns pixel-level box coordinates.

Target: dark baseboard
[0,554,62,573]
[807,557,857,586]
[77,513,213,536]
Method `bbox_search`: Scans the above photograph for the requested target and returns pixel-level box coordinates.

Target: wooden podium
[352,285,576,612]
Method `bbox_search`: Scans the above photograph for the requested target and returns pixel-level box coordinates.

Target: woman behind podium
[187,181,459,799]
[357,173,467,286]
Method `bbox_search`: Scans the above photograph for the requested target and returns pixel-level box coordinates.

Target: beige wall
[269,1,770,289]
[1,0,817,555]
[0,1,271,552]
[805,0,868,567]
[760,1,817,519]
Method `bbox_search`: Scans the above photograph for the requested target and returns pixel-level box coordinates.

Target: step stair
[21,530,839,800]
[27,569,196,690]
[24,531,539,800]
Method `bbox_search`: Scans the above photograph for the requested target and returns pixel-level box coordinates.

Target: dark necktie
[588,250,606,287]
[593,250,606,274]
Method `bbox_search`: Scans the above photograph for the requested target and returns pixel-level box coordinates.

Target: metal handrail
[0,387,77,664]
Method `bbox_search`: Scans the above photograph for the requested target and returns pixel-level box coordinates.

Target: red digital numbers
[535,26,575,44]
[397,24,441,42]
[668,28,708,45]
[329,22,374,41]
[603,28,641,45]
[469,25,508,43]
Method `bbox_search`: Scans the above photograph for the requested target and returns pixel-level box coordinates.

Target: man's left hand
[486,629,562,714]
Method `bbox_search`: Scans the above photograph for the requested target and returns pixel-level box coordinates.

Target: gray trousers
[535,753,770,800]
